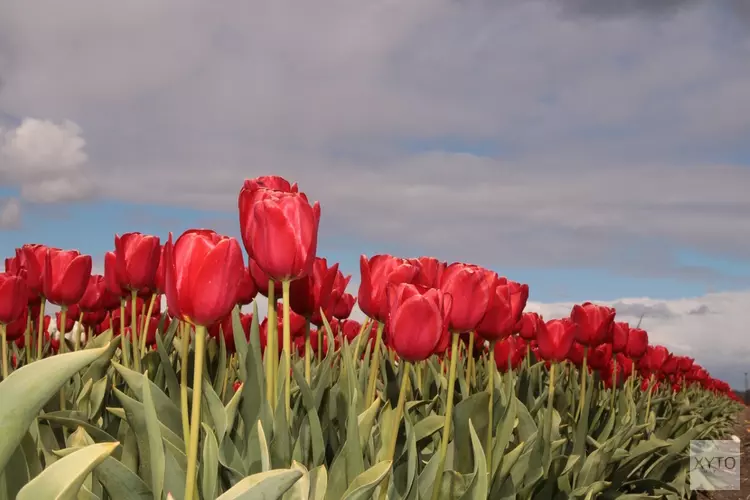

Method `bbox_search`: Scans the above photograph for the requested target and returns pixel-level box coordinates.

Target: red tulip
[4,255,23,276]
[0,273,28,324]
[81,310,108,328]
[331,293,355,320]
[5,308,28,342]
[212,312,252,353]
[340,319,362,343]
[290,257,339,326]
[236,267,258,306]
[358,255,421,323]
[164,230,245,326]
[155,244,168,293]
[233,380,242,392]
[493,336,525,372]
[104,251,128,298]
[476,275,515,341]
[243,191,321,281]
[114,233,161,291]
[438,263,492,332]
[409,257,446,289]
[677,356,694,373]
[570,302,615,347]
[386,283,452,362]
[238,176,299,260]
[566,341,585,366]
[639,345,670,374]
[611,322,629,354]
[43,249,92,306]
[17,244,47,297]
[508,281,529,322]
[248,258,279,298]
[327,269,353,319]
[537,318,576,362]
[517,312,542,341]
[625,328,648,360]
[588,343,612,371]
[78,275,117,312]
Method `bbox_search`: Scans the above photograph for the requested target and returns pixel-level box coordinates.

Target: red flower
[155,244,167,294]
[17,244,48,297]
[438,263,492,332]
[289,257,339,326]
[537,318,577,362]
[677,356,694,373]
[5,308,28,342]
[43,249,92,306]
[408,256,446,289]
[493,336,525,372]
[236,267,258,306]
[611,322,629,354]
[238,176,299,259]
[211,312,252,353]
[477,274,517,341]
[164,230,245,326]
[78,275,119,312]
[358,255,421,323]
[386,283,452,362]
[588,343,612,371]
[248,258,279,298]
[570,302,615,347]
[625,328,648,360]
[0,272,28,324]
[104,251,128,298]
[639,345,670,375]
[233,381,242,392]
[327,269,354,319]
[517,312,542,341]
[114,232,161,291]
[340,319,362,343]
[244,191,321,281]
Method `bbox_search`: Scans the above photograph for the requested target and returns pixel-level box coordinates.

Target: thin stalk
[610,358,618,412]
[140,293,158,355]
[58,307,68,411]
[36,298,46,360]
[431,332,460,500]
[184,324,207,500]
[0,323,7,379]
[74,312,83,351]
[317,324,323,360]
[353,318,370,357]
[466,332,475,388]
[305,318,312,385]
[180,322,191,452]
[282,280,292,422]
[576,347,589,422]
[120,299,129,369]
[645,373,655,423]
[266,281,277,411]
[131,290,140,372]
[486,340,496,475]
[379,362,411,500]
[24,308,31,364]
[365,322,385,404]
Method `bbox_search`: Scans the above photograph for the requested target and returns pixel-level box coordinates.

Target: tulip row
[0,175,742,499]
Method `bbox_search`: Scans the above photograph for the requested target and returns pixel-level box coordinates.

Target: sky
[1,0,749,386]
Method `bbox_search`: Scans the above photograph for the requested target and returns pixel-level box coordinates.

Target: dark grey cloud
[688,304,712,315]
[0,0,749,280]
[609,301,675,319]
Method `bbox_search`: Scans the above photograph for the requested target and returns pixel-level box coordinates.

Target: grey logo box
[690,440,741,491]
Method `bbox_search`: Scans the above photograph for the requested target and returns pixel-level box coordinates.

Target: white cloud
[527,290,750,388]
[0,118,92,203]
[0,198,21,228]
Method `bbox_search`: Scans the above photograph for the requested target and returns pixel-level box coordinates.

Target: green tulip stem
[645,373,655,424]
[380,361,411,500]
[36,298,46,360]
[317,322,323,359]
[24,308,31,364]
[179,322,191,452]
[610,358,618,413]
[58,306,68,412]
[184,323,206,500]
[365,322,385,405]
[0,323,7,379]
[486,340,497,476]
[140,293,158,356]
[120,299,130,369]
[352,318,369,357]
[131,290,141,372]
[304,319,312,385]
[74,312,83,351]
[266,280,277,411]
[466,332,475,388]
[545,363,556,445]
[576,347,588,422]
[431,332,460,500]
[282,280,292,422]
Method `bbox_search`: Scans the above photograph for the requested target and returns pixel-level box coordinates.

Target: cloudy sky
[1,0,749,386]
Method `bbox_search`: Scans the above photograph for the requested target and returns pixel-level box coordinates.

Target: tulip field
[0,176,743,500]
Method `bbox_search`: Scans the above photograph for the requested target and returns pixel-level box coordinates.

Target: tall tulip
[164,229,244,500]
[43,248,92,352]
[17,244,49,359]
[386,283,451,362]
[0,273,28,378]
[537,318,577,362]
